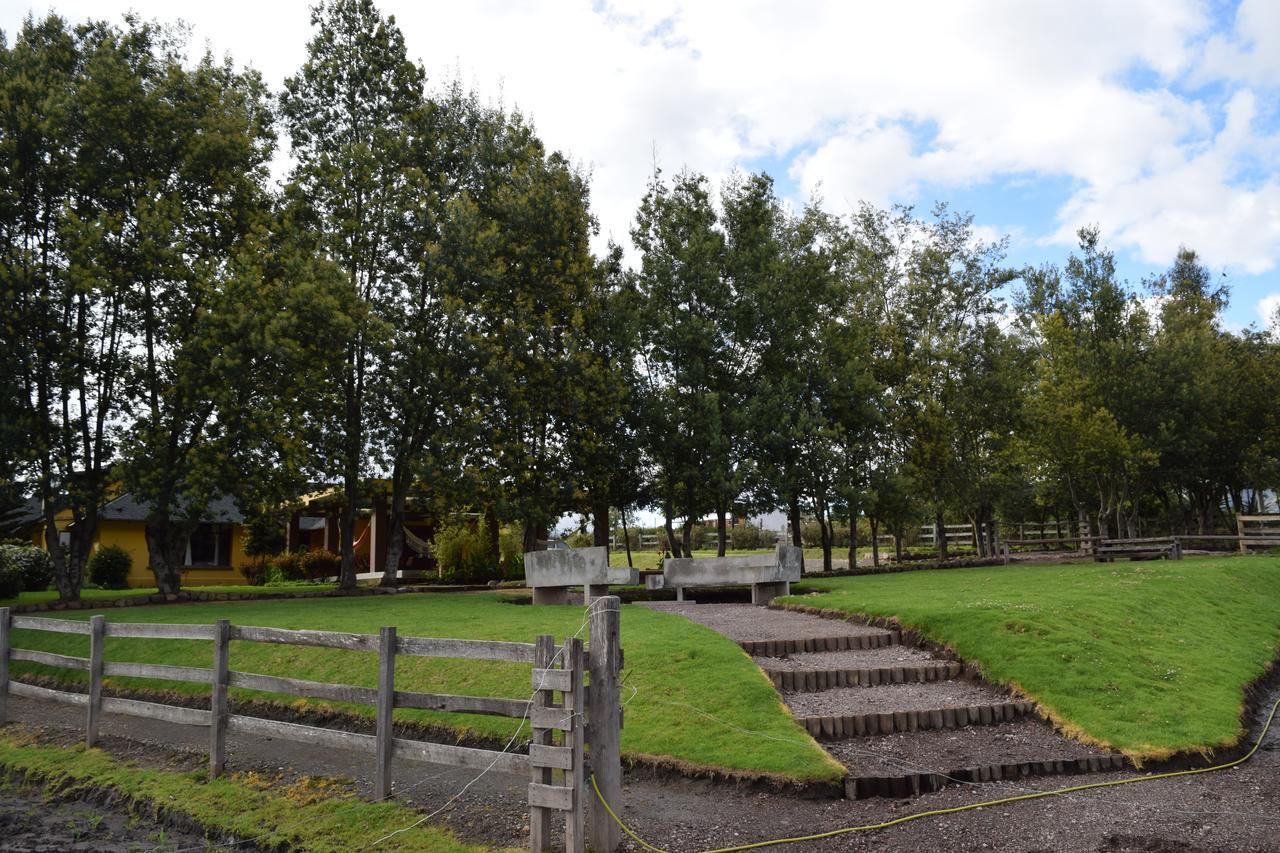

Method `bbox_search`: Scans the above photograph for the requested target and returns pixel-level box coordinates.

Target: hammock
[403,525,432,556]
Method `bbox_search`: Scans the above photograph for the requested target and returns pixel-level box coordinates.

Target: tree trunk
[681,519,693,557]
[663,513,681,559]
[935,509,948,560]
[818,504,833,573]
[621,506,634,569]
[847,505,858,570]
[485,505,500,563]
[382,472,408,588]
[522,521,548,554]
[870,517,880,567]
[592,498,610,548]
[715,503,727,557]
[339,476,359,590]
[144,514,189,596]
[894,526,903,562]
[788,495,802,548]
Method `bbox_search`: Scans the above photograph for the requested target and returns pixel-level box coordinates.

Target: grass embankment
[787,555,1280,759]
[7,592,840,783]
[0,730,491,852]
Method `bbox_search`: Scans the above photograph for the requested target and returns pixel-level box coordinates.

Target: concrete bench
[661,545,803,605]
[524,546,639,605]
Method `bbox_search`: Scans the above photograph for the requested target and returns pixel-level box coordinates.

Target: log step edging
[739,632,898,657]
[843,752,1131,799]
[769,662,963,692]
[800,700,1035,739]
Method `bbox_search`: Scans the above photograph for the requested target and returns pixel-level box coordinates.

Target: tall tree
[280,0,424,588]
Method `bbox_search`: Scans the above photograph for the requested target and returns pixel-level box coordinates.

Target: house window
[186,524,233,567]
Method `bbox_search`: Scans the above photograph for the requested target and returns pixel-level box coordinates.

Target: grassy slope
[787,555,1280,758]
[7,592,840,783]
[0,730,494,852]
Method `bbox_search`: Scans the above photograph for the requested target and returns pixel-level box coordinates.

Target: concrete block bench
[662,545,803,605]
[524,546,639,605]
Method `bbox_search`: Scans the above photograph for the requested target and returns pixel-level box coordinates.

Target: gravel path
[827,719,1115,776]
[755,646,938,670]
[654,603,891,642]
[6,691,1280,852]
[784,680,1014,716]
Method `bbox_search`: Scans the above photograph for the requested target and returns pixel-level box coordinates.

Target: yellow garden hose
[591,695,1280,853]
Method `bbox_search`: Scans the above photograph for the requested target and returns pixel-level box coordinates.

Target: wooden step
[845,753,1130,799]
[739,632,897,657]
[767,662,962,692]
[799,700,1035,739]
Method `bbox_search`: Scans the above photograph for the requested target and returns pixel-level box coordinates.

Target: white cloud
[1260,293,1280,331]
[6,0,1280,278]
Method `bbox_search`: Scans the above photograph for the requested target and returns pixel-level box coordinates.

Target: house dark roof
[1,496,43,531]
[299,516,327,531]
[100,493,244,524]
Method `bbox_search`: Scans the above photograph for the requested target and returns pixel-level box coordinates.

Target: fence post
[530,634,554,852]
[564,636,585,853]
[588,596,622,853]
[1001,541,1010,566]
[86,614,105,747]
[1238,515,1247,554]
[375,626,396,801]
[0,607,9,724]
[210,619,230,777]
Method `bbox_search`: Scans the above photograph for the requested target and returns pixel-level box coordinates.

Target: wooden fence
[0,599,625,853]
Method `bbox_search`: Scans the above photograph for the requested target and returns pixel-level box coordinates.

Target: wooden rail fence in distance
[0,603,626,853]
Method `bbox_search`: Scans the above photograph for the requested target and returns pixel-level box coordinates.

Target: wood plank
[228,670,377,705]
[531,667,572,692]
[103,661,212,683]
[86,615,105,747]
[10,648,89,671]
[106,622,217,640]
[100,696,211,726]
[528,743,574,771]
[210,619,230,778]
[230,625,377,652]
[393,690,530,718]
[391,737,528,775]
[10,680,88,707]
[375,626,396,802]
[11,615,91,634]
[530,635,555,853]
[528,782,574,811]
[530,704,576,732]
[396,636,535,663]
[0,607,8,723]
[226,714,376,751]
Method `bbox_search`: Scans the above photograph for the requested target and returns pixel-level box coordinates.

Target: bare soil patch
[784,680,1013,716]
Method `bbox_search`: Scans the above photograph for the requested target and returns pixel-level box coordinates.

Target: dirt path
[4,691,1280,851]
[0,784,210,851]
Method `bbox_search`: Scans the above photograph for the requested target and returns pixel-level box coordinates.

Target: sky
[4,0,1280,333]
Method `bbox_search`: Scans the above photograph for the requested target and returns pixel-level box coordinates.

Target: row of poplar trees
[5,2,1279,600]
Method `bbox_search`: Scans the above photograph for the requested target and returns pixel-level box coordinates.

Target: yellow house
[93,493,252,587]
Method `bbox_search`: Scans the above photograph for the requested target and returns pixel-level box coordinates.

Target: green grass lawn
[6,592,841,784]
[788,554,1280,759]
[0,730,495,852]
[0,581,337,608]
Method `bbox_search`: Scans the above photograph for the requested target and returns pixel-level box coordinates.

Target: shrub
[299,549,340,581]
[565,530,593,549]
[729,523,777,550]
[241,561,267,586]
[0,545,55,591]
[431,524,496,584]
[498,530,524,580]
[265,551,305,582]
[87,544,132,589]
[0,559,20,599]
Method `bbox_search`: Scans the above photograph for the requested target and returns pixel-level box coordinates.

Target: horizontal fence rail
[0,601,620,853]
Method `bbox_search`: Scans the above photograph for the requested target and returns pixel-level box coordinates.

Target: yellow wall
[93,520,252,588]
